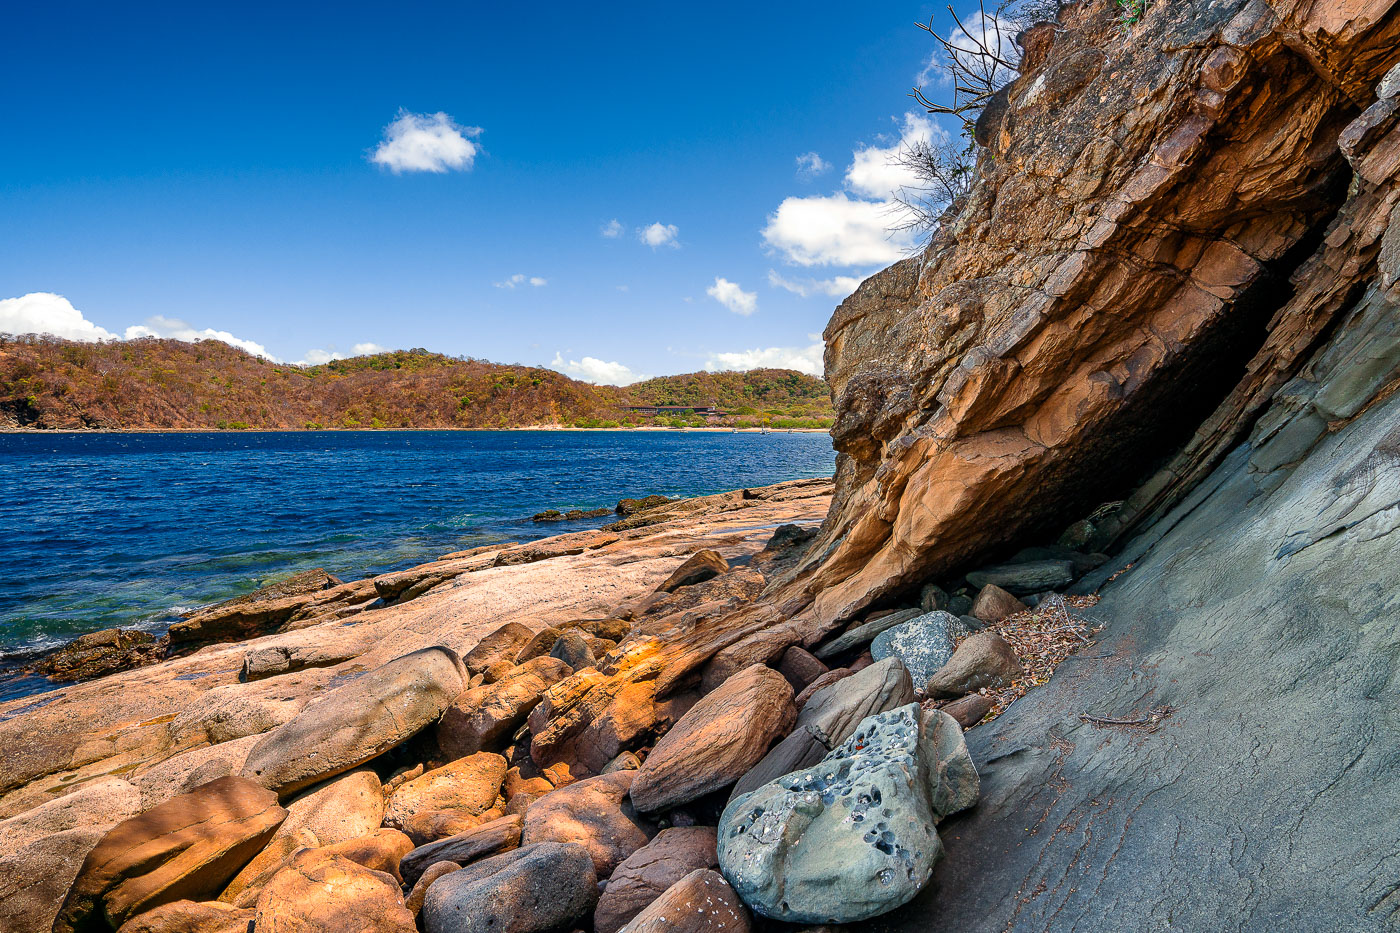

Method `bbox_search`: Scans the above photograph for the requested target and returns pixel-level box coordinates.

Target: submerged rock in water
[717,703,972,923]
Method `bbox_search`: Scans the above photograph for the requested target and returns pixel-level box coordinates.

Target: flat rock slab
[870,613,969,686]
[241,646,467,796]
[965,560,1075,596]
[718,704,959,924]
[54,775,286,932]
[815,608,922,661]
[401,814,523,887]
[630,664,795,813]
[420,841,599,933]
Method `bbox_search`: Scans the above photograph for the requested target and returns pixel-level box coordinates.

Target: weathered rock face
[767,0,1400,640]
[717,705,961,924]
[241,646,466,795]
[54,776,286,932]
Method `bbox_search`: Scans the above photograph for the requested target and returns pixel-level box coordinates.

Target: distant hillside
[0,335,833,430]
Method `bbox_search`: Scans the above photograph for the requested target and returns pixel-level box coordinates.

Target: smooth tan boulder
[594,827,719,933]
[0,827,108,933]
[219,768,385,903]
[253,853,415,933]
[463,623,534,675]
[656,550,730,592]
[437,657,572,758]
[629,665,795,813]
[520,771,652,878]
[226,828,414,909]
[114,899,253,933]
[400,814,523,887]
[924,631,1022,699]
[617,868,749,933]
[384,753,507,830]
[53,776,286,933]
[970,584,1029,624]
[241,646,467,796]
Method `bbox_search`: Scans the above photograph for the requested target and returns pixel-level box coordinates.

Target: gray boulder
[815,608,921,661]
[965,560,1075,595]
[869,612,970,686]
[924,631,1021,698]
[242,646,467,796]
[718,703,973,923]
[420,841,598,933]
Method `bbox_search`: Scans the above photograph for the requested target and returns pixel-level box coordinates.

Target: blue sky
[1,1,965,382]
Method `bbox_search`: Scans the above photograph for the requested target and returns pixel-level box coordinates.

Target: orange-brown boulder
[520,771,652,878]
[463,622,534,675]
[114,899,253,933]
[655,550,729,593]
[593,827,719,933]
[924,631,1022,698]
[252,854,415,933]
[405,861,461,917]
[399,809,485,847]
[53,776,286,932]
[629,665,795,813]
[970,584,1028,624]
[615,868,749,933]
[437,657,572,758]
[384,753,507,830]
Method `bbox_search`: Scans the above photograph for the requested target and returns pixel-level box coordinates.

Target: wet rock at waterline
[717,703,974,923]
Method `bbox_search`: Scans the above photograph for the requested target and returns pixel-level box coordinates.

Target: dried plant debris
[955,593,1103,725]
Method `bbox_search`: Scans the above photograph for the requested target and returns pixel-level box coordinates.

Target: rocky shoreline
[0,476,1113,931]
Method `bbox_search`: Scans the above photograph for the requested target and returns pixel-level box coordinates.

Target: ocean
[0,430,834,695]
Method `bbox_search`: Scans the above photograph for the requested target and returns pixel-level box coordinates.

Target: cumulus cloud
[763,193,912,268]
[846,112,947,201]
[371,110,482,174]
[796,151,832,180]
[601,219,624,238]
[704,337,824,377]
[767,269,865,299]
[550,352,647,386]
[706,277,758,316]
[124,316,277,360]
[0,292,118,342]
[495,273,547,289]
[296,343,390,366]
[763,111,956,269]
[352,342,387,355]
[639,222,680,249]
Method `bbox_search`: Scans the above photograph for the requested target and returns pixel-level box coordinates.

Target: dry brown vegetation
[0,336,834,431]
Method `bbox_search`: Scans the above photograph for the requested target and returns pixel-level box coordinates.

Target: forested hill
[0,335,833,430]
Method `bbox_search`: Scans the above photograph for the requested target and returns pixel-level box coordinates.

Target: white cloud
[125,315,276,360]
[601,219,624,238]
[763,192,913,267]
[704,338,825,377]
[846,112,947,201]
[297,343,391,365]
[352,342,387,355]
[767,269,865,299]
[0,292,118,342]
[639,222,680,249]
[371,110,482,174]
[549,352,647,386]
[796,151,832,180]
[706,277,758,316]
[494,273,547,289]
[917,11,1020,88]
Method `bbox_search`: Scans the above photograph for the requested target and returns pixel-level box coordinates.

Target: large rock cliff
[794,0,1400,928]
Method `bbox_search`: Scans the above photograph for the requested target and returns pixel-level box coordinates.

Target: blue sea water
[0,430,834,676]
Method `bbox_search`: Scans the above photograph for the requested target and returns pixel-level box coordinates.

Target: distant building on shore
[622,405,722,417]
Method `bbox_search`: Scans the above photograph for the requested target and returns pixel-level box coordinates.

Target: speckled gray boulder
[868,612,969,686]
[717,703,973,923]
